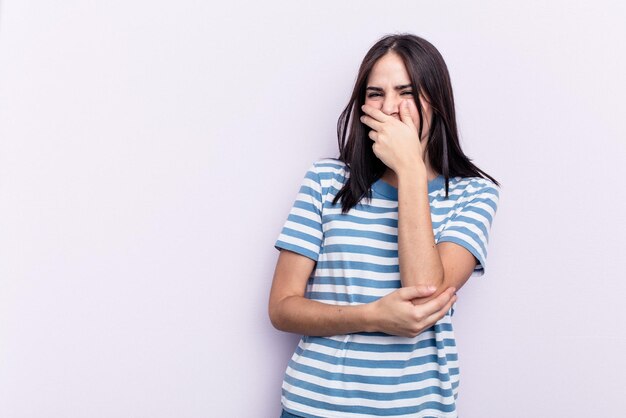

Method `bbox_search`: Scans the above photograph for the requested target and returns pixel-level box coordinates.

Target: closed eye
[367,91,413,98]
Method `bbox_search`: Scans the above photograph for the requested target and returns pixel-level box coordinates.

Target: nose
[381,95,400,118]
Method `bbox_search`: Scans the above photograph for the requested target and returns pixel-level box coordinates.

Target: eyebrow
[366,84,413,91]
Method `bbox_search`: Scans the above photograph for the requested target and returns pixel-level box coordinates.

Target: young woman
[269,33,500,418]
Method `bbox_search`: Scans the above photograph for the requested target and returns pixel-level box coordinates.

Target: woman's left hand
[361,100,426,175]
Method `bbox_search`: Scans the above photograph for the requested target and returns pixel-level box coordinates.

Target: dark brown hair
[332,33,500,213]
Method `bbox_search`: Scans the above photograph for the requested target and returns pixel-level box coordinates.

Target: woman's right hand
[368,286,457,338]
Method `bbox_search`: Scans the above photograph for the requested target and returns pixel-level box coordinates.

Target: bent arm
[269,249,374,336]
[415,241,478,303]
[397,167,445,289]
[268,249,457,338]
[397,168,480,302]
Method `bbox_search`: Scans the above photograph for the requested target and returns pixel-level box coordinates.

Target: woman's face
[364,52,432,140]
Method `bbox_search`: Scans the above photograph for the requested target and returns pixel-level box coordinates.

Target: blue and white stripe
[275,159,499,417]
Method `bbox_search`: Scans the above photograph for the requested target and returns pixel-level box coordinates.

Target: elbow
[434,271,445,288]
[268,304,280,330]
[429,264,446,288]
[411,272,445,289]
[269,312,283,331]
[268,298,287,331]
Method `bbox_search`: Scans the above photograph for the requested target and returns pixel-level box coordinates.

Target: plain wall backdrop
[1,1,625,417]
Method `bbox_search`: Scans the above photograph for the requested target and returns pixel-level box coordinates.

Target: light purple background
[1,1,625,417]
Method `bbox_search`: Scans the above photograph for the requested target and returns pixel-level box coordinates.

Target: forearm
[270,295,374,337]
[397,167,444,288]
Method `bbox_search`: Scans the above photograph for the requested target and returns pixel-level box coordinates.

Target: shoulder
[433,176,499,217]
[307,158,350,185]
[310,158,349,175]
[446,175,500,201]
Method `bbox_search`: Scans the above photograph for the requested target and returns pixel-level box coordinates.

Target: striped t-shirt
[274,158,500,418]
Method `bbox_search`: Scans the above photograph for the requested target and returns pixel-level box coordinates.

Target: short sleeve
[438,180,500,277]
[274,163,324,262]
